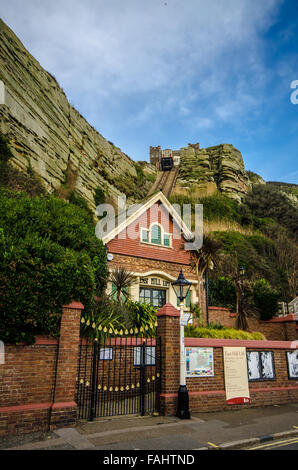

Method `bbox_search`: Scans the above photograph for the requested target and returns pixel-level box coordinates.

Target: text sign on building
[223,347,250,405]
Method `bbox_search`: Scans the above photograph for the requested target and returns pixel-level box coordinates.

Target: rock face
[176,143,251,202]
[0,20,141,209]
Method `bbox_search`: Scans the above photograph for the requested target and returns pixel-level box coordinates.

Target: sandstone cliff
[0,19,149,210]
[175,143,251,202]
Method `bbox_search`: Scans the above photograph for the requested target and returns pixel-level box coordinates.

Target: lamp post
[171,269,192,419]
[204,269,209,326]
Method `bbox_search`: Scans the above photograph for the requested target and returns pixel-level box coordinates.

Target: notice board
[223,347,250,405]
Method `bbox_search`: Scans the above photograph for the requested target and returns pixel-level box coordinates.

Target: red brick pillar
[49,301,84,430]
[156,303,180,415]
[283,315,297,341]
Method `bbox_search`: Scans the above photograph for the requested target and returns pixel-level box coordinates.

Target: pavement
[1,403,298,451]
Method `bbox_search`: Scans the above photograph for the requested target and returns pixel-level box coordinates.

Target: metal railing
[75,333,161,420]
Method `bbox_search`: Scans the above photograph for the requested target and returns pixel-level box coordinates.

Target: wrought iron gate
[75,334,161,420]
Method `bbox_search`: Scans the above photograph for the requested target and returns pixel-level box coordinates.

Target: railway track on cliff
[148,167,179,198]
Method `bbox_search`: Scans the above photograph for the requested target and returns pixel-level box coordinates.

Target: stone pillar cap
[156,303,180,317]
[62,301,84,310]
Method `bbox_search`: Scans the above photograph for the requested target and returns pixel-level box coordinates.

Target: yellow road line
[207,442,219,448]
[249,437,298,450]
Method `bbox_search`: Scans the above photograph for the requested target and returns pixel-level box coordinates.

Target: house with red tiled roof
[101,191,200,312]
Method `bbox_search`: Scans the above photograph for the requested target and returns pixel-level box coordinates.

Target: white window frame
[140,223,172,248]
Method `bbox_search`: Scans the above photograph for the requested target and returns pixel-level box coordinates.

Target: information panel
[185,347,214,377]
[223,347,250,405]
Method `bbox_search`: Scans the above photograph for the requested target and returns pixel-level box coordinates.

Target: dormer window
[151,224,161,245]
[141,224,172,248]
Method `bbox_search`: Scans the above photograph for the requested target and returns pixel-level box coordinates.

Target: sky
[1,0,298,183]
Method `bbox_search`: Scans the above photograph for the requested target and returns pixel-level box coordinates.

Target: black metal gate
[75,334,161,420]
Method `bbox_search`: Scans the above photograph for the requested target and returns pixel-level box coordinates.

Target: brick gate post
[156,303,180,415]
[49,301,84,430]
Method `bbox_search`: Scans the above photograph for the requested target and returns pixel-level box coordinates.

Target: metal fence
[75,334,161,420]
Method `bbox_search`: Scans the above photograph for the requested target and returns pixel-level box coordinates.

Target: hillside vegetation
[170,186,298,313]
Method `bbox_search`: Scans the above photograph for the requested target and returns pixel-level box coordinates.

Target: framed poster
[246,351,261,380]
[247,351,275,381]
[185,347,214,377]
[99,348,113,360]
[134,346,156,366]
[260,352,275,380]
[223,347,250,405]
[286,350,298,379]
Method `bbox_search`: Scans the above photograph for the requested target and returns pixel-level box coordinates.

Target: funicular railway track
[148,167,179,198]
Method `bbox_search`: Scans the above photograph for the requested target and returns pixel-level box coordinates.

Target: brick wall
[208,307,298,341]
[156,303,298,416]
[0,339,58,436]
[185,338,298,413]
[109,253,197,281]
[2,299,297,435]
[0,302,83,436]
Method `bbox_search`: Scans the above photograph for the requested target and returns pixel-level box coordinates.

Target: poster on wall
[223,347,250,405]
[99,348,113,360]
[185,347,214,377]
[286,350,298,379]
[134,346,156,366]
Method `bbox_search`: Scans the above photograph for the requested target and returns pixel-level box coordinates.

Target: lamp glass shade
[172,269,192,302]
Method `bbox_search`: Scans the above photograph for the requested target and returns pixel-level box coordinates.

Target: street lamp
[171,269,192,419]
[239,266,245,277]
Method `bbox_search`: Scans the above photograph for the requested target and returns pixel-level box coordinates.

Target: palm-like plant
[109,266,136,303]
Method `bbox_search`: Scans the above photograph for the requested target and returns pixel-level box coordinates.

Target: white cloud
[1,0,285,143]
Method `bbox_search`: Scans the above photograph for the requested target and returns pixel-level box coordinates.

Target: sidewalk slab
[55,428,95,450]
[1,403,298,451]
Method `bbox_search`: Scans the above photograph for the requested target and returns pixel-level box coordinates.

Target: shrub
[244,184,298,238]
[0,189,108,344]
[68,191,94,220]
[0,229,96,344]
[94,187,105,207]
[208,276,236,311]
[253,279,280,321]
[185,324,265,340]
[199,192,241,223]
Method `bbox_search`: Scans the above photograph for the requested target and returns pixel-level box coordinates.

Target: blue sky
[1,0,298,183]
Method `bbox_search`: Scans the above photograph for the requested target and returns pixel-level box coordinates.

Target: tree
[190,234,222,308]
[213,252,259,330]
